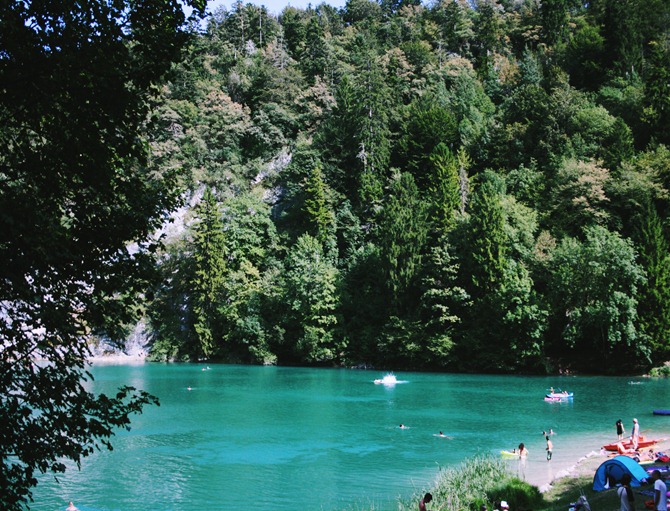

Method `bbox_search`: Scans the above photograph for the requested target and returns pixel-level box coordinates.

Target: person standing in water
[616,419,625,440]
[546,435,553,460]
[518,443,529,458]
[517,443,529,479]
[66,503,79,511]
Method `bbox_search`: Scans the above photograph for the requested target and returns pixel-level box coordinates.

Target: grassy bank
[344,441,670,511]
[393,456,543,511]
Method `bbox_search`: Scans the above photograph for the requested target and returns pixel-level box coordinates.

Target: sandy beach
[526,434,670,493]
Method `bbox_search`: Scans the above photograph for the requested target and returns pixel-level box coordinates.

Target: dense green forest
[142,0,670,374]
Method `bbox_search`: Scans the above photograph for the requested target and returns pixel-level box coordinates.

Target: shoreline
[530,435,670,493]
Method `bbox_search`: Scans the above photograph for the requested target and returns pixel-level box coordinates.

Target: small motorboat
[374,373,398,386]
[653,410,670,416]
[545,391,573,399]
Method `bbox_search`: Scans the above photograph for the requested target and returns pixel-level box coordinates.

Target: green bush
[649,365,670,377]
[487,479,545,511]
[394,455,544,511]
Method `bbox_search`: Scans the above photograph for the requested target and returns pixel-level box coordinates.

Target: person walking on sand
[618,473,635,511]
[546,435,553,461]
[652,470,667,511]
[419,492,433,511]
[631,418,640,450]
[517,443,528,479]
[617,419,625,440]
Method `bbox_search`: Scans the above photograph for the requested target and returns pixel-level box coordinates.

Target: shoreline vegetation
[384,436,670,511]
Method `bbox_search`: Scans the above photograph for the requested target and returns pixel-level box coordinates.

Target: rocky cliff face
[88,319,149,362]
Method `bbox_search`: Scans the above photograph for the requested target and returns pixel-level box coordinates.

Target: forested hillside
[143,0,670,374]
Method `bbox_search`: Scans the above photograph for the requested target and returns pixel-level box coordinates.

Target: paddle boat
[602,436,661,452]
[374,373,398,386]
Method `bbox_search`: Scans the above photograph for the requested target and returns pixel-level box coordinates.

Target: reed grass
[393,455,544,511]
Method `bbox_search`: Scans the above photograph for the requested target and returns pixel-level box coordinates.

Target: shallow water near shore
[32,365,670,511]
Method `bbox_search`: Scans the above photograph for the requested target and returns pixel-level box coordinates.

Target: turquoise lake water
[31,364,670,511]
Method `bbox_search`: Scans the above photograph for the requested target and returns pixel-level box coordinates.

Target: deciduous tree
[0,0,204,506]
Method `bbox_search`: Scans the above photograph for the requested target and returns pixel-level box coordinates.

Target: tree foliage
[0,0,204,506]
[61,0,670,381]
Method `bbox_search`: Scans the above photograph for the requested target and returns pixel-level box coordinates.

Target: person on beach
[632,418,640,450]
[517,443,528,479]
[66,502,79,511]
[617,419,625,440]
[617,442,637,455]
[518,443,529,458]
[419,492,433,511]
[652,470,667,511]
[618,473,635,511]
[546,435,553,460]
[500,501,510,511]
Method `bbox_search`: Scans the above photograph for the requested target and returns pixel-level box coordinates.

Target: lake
[31,364,670,511]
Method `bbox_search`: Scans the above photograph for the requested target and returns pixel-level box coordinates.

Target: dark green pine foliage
[464,173,507,298]
[317,75,363,199]
[217,192,279,364]
[302,164,336,249]
[377,172,429,315]
[428,143,461,233]
[190,187,227,359]
[600,0,644,73]
[416,239,468,368]
[148,244,197,362]
[279,234,341,364]
[396,94,459,190]
[643,41,670,146]
[540,0,574,46]
[430,0,475,57]
[636,203,670,363]
[281,6,309,59]
[471,0,504,76]
[349,33,393,214]
[300,15,331,85]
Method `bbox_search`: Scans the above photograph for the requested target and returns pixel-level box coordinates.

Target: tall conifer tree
[191,187,227,358]
[466,174,507,297]
[636,203,670,362]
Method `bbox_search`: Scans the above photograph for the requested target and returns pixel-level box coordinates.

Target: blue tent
[593,455,649,491]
